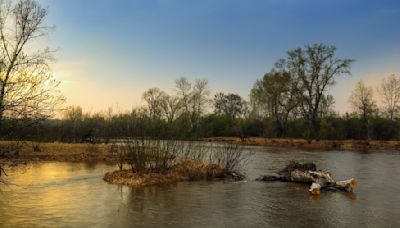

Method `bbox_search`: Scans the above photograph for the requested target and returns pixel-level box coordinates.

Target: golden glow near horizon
[51,57,400,115]
[37,0,400,115]
[51,60,149,113]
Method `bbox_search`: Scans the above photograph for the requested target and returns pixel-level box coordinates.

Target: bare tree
[175,77,191,113]
[142,87,166,120]
[160,94,181,123]
[209,144,252,174]
[279,44,353,138]
[0,0,64,132]
[349,81,377,140]
[143,86,184,123]
[174,77,210,130]
[378,74,400,120]
[190,79,210,128]
[318,94,336,118]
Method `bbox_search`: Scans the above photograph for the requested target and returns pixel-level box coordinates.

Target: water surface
[1,146,400,227]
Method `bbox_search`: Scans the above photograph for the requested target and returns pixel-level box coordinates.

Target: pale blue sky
[41,0,400,113]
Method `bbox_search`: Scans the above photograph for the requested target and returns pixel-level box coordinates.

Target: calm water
[1,146,400,227]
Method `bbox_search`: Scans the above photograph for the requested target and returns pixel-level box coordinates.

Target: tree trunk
[256,161,357,195]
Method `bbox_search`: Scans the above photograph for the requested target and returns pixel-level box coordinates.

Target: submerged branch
[256,161,357,195]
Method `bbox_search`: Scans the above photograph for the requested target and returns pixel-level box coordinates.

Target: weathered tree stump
[256,161,357,195]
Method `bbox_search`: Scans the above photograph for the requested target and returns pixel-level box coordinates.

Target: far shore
[203,137,400,151]
[0,141,115,166]
[1,137,399,167]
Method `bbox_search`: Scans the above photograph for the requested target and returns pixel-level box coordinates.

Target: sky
[40,0,400,113]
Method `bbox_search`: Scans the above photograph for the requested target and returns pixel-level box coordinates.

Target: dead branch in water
[0,164,6,177]
[256,161,357,195]
[0,163,7,186]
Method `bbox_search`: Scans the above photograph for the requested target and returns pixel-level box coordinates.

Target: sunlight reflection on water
[1,147,400,227]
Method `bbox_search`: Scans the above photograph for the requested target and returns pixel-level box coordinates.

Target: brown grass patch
[103,160,227,188]
[0,141,115,164]
[103,170,183,187]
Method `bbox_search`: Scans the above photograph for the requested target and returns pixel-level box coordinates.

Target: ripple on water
[1,148,400,227]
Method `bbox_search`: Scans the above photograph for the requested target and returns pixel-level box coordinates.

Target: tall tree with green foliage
[214,92,248,120]
[278,43,353,138]
[250,69,298,137]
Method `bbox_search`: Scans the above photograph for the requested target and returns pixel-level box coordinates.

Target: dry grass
[204,137,400,150]
[103,159,226,188]
[103,170,183,187]
[0,141,115,164]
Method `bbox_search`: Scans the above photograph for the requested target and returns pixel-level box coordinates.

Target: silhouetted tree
[349,81,377,140]
[378,74,400,120]
[277,43,353,138]
[160,94,181,123]
[250,69,298,137]
[214,92,248,120]
[174,77,210,134]
[0,0,64,134]
[142,87,166,120]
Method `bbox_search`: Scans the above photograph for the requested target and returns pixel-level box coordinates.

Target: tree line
[4,70,400,142]
[0,1,399,143]
[250,44,400,140]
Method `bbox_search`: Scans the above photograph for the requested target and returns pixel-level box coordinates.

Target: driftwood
[0,164,6,177]
[0,164,6,185]
[256,161,356,195]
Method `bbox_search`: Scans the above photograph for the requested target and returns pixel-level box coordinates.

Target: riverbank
[204,137,400,150]
[1,137,399,167]
[0,141,115,165]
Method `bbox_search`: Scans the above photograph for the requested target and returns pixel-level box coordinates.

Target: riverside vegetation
[3,45,400,145]
[0,139,251,187]
[103,140,250,187]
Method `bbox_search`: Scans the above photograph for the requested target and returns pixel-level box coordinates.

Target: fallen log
[256,161,356,195]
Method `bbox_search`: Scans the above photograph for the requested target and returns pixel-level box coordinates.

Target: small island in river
[0,140,247,188]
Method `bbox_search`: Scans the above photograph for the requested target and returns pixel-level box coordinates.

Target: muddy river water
[1,145,399,227]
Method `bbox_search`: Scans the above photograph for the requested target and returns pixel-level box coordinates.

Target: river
[1,145,400,227]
